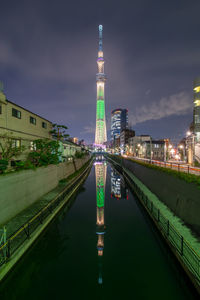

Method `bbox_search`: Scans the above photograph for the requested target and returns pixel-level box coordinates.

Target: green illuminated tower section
[95,25,107,146]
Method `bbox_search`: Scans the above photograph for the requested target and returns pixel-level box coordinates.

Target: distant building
[111,109,128,141]
[69,137,79,144]
[142,140,165,161]
[59,140,82,161]
[120,129,135,154]
[128,136,166,161]
[0,85,52,160]
[72,137,78,144]
[128,135,151,156]
[193,78,200,164]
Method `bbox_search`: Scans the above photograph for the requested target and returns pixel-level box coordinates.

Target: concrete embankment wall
[0,156,90,226]
[112,156,200,235]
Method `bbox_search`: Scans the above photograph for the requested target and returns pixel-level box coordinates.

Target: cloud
[129,91,192,125]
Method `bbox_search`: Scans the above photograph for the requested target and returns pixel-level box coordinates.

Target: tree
[28,139,61,166]
[49,124,69,141]
[0,134,25,161]
[0,134,25,173]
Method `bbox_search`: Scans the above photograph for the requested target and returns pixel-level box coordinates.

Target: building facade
[111,109,128,141]
[0,86,52,160]
[193,78,200,164]
[128,135,151,156]
[120,129,135,154]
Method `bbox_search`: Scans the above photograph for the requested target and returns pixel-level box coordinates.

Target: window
[195,115,200,124]
[30,141,36,150]
[42,121,47,129]
[12,108,21,119]
[12,139,21,148]
[0,104,2,114]
[154,144,160,148]
[30,116,36,125]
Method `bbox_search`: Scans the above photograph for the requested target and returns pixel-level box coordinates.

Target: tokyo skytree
[95,25,107,147]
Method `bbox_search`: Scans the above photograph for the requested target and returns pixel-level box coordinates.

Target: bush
[0,159,8,174]
[14,160,36,171]
[74,151,86,159]
[28,139,61,167]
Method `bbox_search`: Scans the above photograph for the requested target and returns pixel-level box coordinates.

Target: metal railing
[0,160,92,269]
[108,155,200,283]
[126,156,200,176]
[125,170,200,282]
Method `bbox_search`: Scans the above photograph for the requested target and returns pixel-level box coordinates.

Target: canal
[0,157,198,299]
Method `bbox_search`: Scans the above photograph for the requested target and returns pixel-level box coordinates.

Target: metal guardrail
[0,160,92,269]
[127,156,200,176]
[108,155,200,283]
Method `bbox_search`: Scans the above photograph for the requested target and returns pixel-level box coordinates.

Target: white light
[186,131,191,136]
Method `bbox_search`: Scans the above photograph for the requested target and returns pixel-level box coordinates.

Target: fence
[0,160,92,269]
[127,156,200,176]
[108,155,200,283]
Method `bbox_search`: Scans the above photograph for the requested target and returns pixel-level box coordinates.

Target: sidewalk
[127,156,200,176]
[2,181,70,239]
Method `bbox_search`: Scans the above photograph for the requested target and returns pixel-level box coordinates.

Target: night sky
[1,0,200,144]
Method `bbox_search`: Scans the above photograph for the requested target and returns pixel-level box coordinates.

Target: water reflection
[95,156,107,285]
[111,167,128,200]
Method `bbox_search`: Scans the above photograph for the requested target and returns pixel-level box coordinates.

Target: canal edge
[107,155,200,295]
[0,158,93,283]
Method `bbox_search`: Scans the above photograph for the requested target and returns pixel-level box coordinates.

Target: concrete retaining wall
[112,156,200,235]
[0,156,90,226]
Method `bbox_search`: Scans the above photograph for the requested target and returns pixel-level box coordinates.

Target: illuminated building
[120,129,135,154]
[193,78,200,163]
[95,25,107,148]
[111,109,128,141]
[95,157,107,284]
[72,137,78,144]
[193,78,200,141]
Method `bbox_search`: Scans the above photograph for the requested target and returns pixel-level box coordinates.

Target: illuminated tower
[95,25,107,148]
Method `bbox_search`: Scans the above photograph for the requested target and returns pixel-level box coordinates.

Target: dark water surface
[0,160,198,299]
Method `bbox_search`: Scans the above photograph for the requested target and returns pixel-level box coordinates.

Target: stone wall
[0,156,90,226]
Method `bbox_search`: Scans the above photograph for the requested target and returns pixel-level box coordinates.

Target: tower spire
[99,25,103,52]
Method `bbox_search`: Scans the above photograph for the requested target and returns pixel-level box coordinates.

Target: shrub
[0,159,8,174]
[74,151,85,159]
[14,160,36,171]
[28,139,61,167]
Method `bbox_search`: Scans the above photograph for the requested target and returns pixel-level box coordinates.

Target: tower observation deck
[95,25,107,148]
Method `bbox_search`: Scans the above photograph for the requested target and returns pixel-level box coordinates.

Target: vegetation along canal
[0,156,198,299]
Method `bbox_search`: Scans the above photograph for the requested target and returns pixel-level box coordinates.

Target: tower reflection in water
[111,167,128,200]
[95,156,107,285]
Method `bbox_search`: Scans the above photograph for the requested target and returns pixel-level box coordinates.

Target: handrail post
[6,240,11,259]
[167,220,169,236]
[158,209,160,222]
[181,236,184,256]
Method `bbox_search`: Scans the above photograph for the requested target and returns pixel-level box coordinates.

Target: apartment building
[0,87,52,158]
